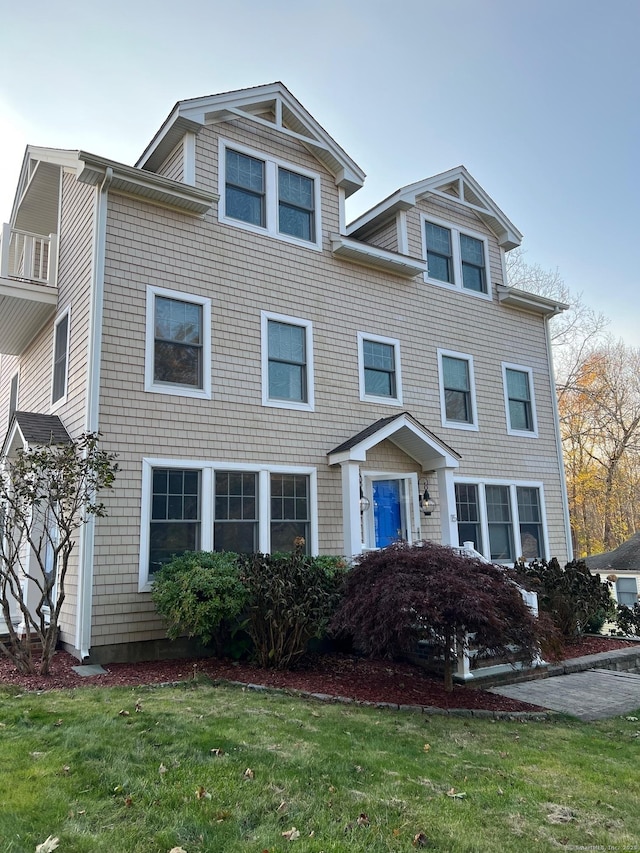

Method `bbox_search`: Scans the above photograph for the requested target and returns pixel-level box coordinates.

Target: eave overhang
[328,412,461,470]
[330,234,427,278]
[76,152,218,216]
[348,166,523,250]
[136,82,365,198]
[497,285,569,317]
[0,276,58,355]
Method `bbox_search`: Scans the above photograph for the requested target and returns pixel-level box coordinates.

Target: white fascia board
[10,147,80,225]
[330,235,426,278]
[497,285,569,317]
[76,152,218,215]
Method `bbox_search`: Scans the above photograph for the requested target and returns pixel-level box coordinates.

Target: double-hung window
[503,364,537,436]
[145,286,211,399]
[616,577,638,607]
[262,312,314,411]
[454,480,547,563]
[51,309,70,407]
[438,350,477,429]
[220,140,321,249]
[225,149,265,227]
[358,332,402,405]
[423,216,491,297]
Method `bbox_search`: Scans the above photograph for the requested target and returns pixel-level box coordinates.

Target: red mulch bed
[0,636,635,714]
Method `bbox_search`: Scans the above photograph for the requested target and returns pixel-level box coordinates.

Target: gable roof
[328,412,461,469]
[585,533,640,573]
[136,82,365,197]
[347,165,522,250]
[1,411,71,457]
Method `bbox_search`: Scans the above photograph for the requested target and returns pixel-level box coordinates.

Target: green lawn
[0,680,638,853]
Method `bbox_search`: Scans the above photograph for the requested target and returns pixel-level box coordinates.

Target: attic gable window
[219,139,322,250]
[225,149,265,227]
[422,216,491,298]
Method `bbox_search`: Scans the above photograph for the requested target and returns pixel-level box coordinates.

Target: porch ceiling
[0,277,57,355]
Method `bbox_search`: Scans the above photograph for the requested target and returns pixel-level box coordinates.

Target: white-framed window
[145,285,211,399]
[357,332,403,406]
[438,349,478,430]
[8,372,19,422]
[422,215,491,298]
[219,139,322,250]
[502,363,538,437]
[139,459,317,590]
[261,311,314,411]
[51,308,70,408]
[454,478,548,563]
[615,577,638,607]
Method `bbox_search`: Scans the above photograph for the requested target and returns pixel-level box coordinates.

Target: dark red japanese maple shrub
[331,541,545,690]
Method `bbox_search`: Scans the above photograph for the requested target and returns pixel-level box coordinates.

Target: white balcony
[0,224,58,355]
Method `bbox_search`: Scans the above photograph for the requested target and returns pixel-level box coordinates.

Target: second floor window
[439,351,476,428]
[262,312,314,411]
[358,332,402,405]
[52,310,70,406]
[154,296,203,388]
[503,365,537,435]
[145,286,211,399]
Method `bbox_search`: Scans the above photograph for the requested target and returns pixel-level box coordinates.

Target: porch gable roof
[1,411,71,457]
[327,412,461,470]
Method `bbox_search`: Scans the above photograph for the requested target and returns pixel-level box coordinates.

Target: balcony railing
[0,224,58,287]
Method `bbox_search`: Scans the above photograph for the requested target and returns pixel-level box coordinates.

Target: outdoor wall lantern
[419,480,436,516]
[359,476,371,513]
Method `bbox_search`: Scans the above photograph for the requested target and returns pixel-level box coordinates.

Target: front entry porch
[328,412,462,559]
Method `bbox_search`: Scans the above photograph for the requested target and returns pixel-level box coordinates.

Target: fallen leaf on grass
[35,837,59,853]
[413,832,429,847]
[423,743,430,752]
[135,699,143,713]
[62,765,70,774]
[243,768,254,779]
[277,800,288,813]
[118,709,130,717]
[124,796,133,807]
[357,813,370,826]
[282,827,300,841]
[54,719,63,727]
[195,786,211,800]
[210,748,224,757]
[446,788,467,799]
[168,848,188,853]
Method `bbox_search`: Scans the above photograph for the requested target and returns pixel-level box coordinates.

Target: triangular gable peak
[348,166,522,250]
[328,412,460,470]
[1,411,71,458]
[137,82,365,198]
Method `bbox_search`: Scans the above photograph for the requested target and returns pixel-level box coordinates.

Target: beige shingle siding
[74,115,568,649]
[156,141,184,182]
[363,219,400,252]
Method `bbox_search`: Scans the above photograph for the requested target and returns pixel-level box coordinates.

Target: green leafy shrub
[331,541,545,691]
[514,557,614,639]
[241,540,347,669]
[151,551,248,653]
[613,602,640,636]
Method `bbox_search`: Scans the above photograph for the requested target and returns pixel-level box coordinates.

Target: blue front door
[373,479,403,548]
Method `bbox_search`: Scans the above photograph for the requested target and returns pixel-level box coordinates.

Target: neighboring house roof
[585,533,640,573]
[328,411,461,469]
[1,411,71,457]
[347,165,523,250]
[136,81,366,197]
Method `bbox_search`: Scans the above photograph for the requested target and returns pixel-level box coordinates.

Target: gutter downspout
[545,315,573,562]
[75,167,112,658]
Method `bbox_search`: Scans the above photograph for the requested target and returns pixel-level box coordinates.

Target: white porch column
[436,467,459,547]
[340,460,362,559]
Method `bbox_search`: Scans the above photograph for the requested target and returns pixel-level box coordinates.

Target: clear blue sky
[1,0,638,344]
